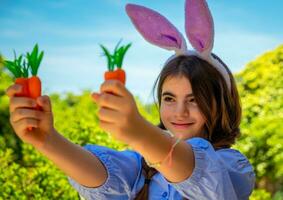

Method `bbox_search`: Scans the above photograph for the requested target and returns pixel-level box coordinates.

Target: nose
[174,102,189,119]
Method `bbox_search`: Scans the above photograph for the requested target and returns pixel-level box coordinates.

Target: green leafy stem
[3,44,44,78]
[100,39,132,71]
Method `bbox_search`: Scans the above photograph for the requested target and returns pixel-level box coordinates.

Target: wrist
[127,115,149,148]
[128,117,163,151]
[37,128,57,153]
[128,118,178,166]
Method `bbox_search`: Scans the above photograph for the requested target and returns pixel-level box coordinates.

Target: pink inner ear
[126,4,184,50]
[185,0,214,53]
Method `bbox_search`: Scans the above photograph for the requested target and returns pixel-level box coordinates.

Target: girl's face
[160,75,206,140]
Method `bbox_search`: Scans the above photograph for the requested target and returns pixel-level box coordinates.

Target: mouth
[171,122,194,129]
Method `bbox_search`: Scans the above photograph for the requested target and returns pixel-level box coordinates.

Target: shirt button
[162,192,168,197]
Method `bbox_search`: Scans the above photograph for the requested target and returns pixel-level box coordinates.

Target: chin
[172,130,194,140]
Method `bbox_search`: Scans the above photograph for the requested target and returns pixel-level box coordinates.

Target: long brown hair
[151,55,242,148]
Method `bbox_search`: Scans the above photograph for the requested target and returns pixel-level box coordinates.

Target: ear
[126,4,187,53]
[185,0,214,54]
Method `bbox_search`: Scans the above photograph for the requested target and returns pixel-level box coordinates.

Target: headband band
[164,50,231,90]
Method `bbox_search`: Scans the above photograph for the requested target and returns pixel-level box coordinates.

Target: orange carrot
[104,68,126,85]
[104,70,117,81]
[28,76,42,113]
[14,76,41,102]
[100,40,131,85]
[15,77,30,97]
[116,68,126,85]
[28,76,42,99]
[26,45,44,129]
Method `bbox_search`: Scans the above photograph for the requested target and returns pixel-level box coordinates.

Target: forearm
[37,129,107,188]
[129,119,195,183]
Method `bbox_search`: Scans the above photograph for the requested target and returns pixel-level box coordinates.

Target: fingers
[6,84,22,98]
[100,80,129,97]
[93,80,132,111]
[10,108,44,123]
[97,107,121,123]
[10,97,37,112]
[9,95,52,113]
[14,118,39,133]
[91,92,124,111]
[37,95,52,112]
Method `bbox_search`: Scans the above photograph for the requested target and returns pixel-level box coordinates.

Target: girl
[6,0,255,199]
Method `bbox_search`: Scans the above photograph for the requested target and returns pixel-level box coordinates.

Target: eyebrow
[162,91,194,98]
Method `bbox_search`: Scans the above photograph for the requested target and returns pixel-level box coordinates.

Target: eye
[189,98,195,102]
[187,98,197,106]
[163,96,174,102]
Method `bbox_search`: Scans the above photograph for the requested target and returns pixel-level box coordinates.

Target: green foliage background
[0,46,282,199]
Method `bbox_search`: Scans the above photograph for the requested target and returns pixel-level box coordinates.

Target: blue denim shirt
[68,138,255,200]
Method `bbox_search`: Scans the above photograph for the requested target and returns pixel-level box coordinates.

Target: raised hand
[6,83,55,149]
[91,80,145,145]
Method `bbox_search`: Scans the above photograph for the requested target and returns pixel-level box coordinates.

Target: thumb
[37,95,52,112]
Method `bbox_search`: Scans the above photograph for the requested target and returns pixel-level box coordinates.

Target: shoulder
[169,138,255,199]
[184,137,255,198]
[186,137,211,150]
[216,148,254,173]
[185,137,226,173]
[186,137,251,164]
[185,137,254,174]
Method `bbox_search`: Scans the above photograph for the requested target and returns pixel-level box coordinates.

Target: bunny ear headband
[125,0,231,90]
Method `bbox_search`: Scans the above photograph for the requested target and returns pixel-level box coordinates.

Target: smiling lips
[172,122,194,129]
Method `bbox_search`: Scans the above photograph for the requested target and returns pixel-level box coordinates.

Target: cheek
[192,109,206,127]
[160,104,172,122]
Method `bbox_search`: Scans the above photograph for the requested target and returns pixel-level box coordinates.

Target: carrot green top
[3,44,44,78]
[26,44,44,76]
[100,40,132,71]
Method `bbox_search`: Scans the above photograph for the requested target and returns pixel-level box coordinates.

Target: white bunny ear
[185,0,214,55]
[126,4,187,54]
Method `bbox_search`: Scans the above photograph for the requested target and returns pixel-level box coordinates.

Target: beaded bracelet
[146,138,182,168]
